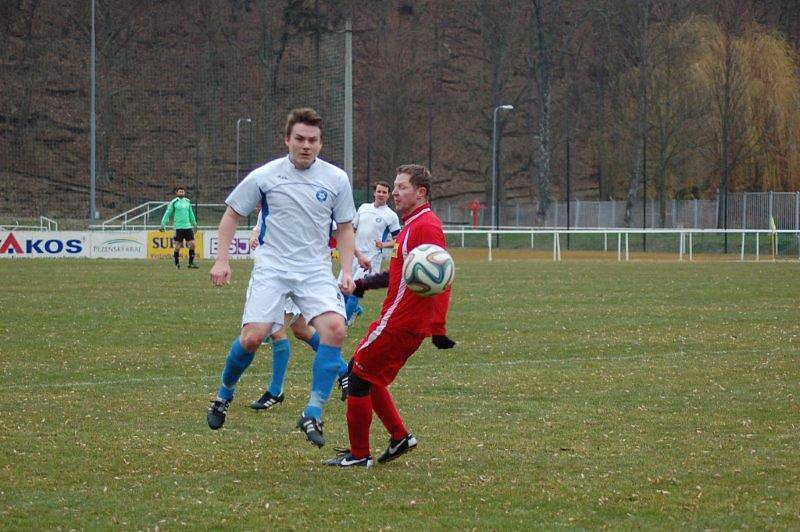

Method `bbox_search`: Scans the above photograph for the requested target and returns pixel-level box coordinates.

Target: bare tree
[95,0,145,186]
[624,0,651,226]
[527,0,555,225]
[438,0,528,211]
[647,9,707,226]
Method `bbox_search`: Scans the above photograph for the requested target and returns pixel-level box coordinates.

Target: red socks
[370,385,408,441]
[346,394,373,459]
[346,385,408,458]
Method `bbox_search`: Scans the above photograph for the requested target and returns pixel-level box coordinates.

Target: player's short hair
[396,164,431,198]
[175,185,186,192]
[374,180,390,192]
[285,108,324,139]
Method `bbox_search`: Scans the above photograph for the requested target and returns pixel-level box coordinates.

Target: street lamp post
[236,117,252,183]
[492,104,514,232]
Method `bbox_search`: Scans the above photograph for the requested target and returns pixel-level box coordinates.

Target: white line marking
[5,346,795,391]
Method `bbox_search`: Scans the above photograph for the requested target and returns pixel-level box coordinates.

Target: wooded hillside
[2,0,800,221]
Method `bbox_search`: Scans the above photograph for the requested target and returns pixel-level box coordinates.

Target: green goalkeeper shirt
[160,197,197,230]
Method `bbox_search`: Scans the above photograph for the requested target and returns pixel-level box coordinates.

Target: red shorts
[352,320,426,387]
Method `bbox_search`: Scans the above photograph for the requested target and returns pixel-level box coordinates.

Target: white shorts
[339,252,382,282]
[284,297,301,326]
[243,264,346,334]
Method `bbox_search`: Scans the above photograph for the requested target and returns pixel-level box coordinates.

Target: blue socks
[344,295,362,325]
[301,331,320,352]
[218,338,255,401]
[267,339,292,397]
[304,343,344,420]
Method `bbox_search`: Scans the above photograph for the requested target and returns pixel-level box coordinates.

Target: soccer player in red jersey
[325,164,451,468]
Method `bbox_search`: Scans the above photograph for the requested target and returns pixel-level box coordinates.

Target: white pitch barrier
[445,227,800,262]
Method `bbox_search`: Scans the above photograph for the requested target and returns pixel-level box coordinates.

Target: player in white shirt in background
[207,108,356,448]
[340,181,401,324]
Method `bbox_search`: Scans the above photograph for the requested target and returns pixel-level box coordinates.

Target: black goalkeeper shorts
[174,229,195,243]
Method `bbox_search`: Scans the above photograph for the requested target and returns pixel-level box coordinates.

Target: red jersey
[375,203,446,336]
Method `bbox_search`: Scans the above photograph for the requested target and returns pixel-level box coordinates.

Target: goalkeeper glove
[432,335,456,349]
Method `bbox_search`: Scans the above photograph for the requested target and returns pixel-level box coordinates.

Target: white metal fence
[0,216,59,232]
[433,191,800,230]
[443,228,800,261]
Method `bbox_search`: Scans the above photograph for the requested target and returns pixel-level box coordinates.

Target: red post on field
[468,200,483,228]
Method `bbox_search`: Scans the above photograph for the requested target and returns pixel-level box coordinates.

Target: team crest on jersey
[316,190,328,202]
[375,217,383,223]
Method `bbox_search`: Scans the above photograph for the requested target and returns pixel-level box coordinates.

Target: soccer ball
[403,244,455,296]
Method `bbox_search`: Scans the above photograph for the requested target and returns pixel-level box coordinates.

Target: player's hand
[432,335,456,349]
[374,240,383,249]
[210,260,231,286]
[249,236,258,250]
[357,255,372,270]
[339,272,355,295]
[352,279,366,298]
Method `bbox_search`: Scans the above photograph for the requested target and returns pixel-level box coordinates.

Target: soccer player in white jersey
[207,108,356,448]
[341,181,401,323]
[245,213,348,411]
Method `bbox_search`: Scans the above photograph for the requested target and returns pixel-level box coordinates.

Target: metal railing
[434,191,800,230]
[96,201,243,230]
[98,201,168,230]
[0,216,59,231]
[444,227,800,262]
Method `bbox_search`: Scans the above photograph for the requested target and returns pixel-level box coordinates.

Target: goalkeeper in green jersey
[160,186,199,269]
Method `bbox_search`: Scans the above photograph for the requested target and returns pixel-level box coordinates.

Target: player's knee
[240,330,265,352]
[319,319,346,345]
[291,324,313,342]
[348,372,371,397]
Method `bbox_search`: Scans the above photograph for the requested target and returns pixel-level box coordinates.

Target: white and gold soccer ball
[402,244,455,296]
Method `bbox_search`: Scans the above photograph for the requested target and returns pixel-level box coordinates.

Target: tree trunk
[624,0,650,226]
[657,148,668,227]
[530,0,552,226]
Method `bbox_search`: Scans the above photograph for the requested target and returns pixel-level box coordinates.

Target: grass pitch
[1,252,798,529]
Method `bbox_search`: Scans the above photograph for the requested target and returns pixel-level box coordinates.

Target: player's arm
[160,199,175,230]
[189,202,198,229]
[352,271,390,297]
[250,211,263,250]
[334,221,356,294]
[431,286,455,349]
[413,223,455,348]
[376,230,400,249]
[377,216,401,249]
[354,247,371,270]
[210,206,241,286]
[349,218,371,269]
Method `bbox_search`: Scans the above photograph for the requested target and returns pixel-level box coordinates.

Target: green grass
[0,253,798,529]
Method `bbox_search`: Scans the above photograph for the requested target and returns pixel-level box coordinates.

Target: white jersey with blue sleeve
[354,203,401,255]
[226,156,355,273]
[354,203,400,271]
